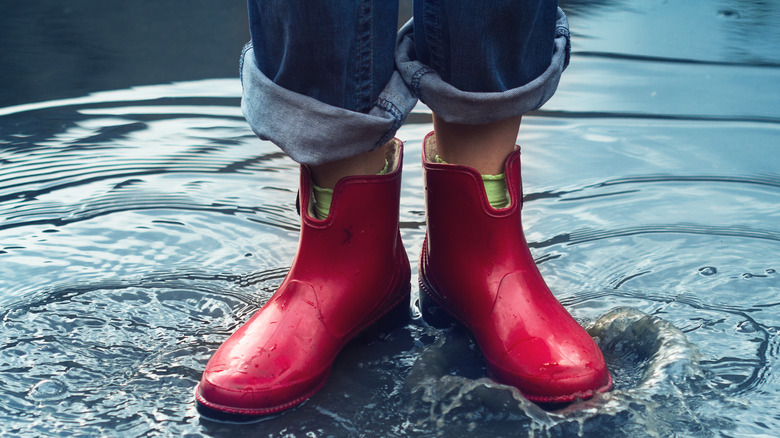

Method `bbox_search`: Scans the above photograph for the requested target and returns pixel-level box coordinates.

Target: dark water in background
[1,0,780,436]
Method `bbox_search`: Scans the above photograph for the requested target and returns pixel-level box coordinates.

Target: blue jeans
[242,1,570,165]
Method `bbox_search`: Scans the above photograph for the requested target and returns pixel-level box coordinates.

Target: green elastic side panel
[312,184,334,219]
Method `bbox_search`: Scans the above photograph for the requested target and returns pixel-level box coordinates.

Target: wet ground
[1,0,780,437]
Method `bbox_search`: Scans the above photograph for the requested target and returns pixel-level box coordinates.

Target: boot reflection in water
[196,0,611,415]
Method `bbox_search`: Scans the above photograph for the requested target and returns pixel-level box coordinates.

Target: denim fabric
[242,1,571,165]
[411,0,558,93]
[397,8,571,124]
[248,0,398,113]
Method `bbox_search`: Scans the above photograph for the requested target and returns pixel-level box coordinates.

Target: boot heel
[418,278,459,329]
[356,286,412,342]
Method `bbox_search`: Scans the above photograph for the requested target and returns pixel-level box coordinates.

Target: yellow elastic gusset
[311,184,334,220]
[377,158,391,176]
[434,155,509,209]
[481,173,509,209]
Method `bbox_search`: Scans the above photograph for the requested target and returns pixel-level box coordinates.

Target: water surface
[1,0,779,436]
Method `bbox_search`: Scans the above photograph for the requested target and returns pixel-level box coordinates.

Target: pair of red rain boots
[196,135,610,415]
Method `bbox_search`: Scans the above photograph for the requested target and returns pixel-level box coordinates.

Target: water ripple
[1,55,779,434]
[533,224,780,249]
[576,51,780,68]
[1,190,299,233]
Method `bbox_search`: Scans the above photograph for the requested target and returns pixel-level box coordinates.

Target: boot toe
[486,338,612,403]
[196,364,328,415]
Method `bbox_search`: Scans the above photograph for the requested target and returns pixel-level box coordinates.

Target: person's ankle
[309,140,398,219]
[310,140,393,189]
[431,114,520,175]
[311,158,391,219]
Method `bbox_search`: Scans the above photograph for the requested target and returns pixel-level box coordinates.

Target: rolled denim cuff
[240,43,418,166]
[396,8,571,124]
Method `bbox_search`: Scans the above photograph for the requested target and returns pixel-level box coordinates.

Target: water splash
[589,307,704,393]
[401,307,728,437]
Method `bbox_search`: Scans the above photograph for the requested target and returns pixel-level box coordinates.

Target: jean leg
[413,0,558,92]
[249,0,398,112]
[397,2,571,123]
[243,0,417,165]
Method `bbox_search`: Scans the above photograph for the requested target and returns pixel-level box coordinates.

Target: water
[1,1,780,436]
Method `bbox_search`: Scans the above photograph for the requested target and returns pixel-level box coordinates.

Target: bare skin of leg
[310,141,391,189]
[433,114,522,175]
[309,113,521,188]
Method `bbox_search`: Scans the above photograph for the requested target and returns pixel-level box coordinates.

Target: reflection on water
[2,0,780,437]
[0,1,250,107]
[561,0,780,65]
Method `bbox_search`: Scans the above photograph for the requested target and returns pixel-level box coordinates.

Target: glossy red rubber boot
[419,133,611,403]
[196,140,411,415]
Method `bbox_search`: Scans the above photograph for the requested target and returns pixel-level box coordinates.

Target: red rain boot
[419,133,611,403]
[196,140,411,415]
